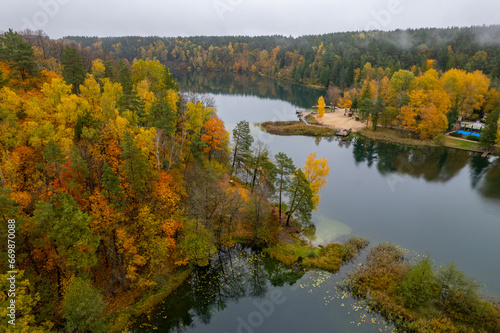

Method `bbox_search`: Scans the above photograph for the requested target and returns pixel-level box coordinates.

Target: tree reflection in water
[351,136,500,201]
[134,245,304,332]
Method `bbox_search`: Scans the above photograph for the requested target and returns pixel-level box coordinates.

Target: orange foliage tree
[201,115,229,161]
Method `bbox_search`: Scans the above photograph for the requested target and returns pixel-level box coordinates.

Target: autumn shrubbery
[346,243,500,332]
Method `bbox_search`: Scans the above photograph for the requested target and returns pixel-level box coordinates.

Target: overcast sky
[1,0,499,39]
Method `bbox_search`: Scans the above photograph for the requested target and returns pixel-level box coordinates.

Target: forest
[1,25,500,332]
[15,25,500,142]
[0,30,330,331]
[63,25,500,88]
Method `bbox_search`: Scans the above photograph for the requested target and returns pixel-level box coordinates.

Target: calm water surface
[134,71,500,332]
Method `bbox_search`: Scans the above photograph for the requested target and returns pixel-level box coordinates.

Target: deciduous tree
[302,153,330,210]
[200,115,229,161]
[317,96,326,118]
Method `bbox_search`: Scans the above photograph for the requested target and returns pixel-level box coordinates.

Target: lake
[134,70,500,332]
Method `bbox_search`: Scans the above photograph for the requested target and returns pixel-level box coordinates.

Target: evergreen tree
[0,29,39,82]
[150,93,176,136]
[480,109,500,149]
[274,152,295,221]
[43,139,65,183]
[117,61,144,119]
[231,120,254,174]
[103,59,115,80]
[62,47,86,94]
[121,132,149,196]
[286,169,314,226]
[359,98,374,122]
[32,193,100,295]
[102,162,125,210]
[0,68,8,88]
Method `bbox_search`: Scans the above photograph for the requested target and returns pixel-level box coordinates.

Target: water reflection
[134,246,304,332]
[350,136,500,199]
[171,70,325,109]
[477,158,500,201]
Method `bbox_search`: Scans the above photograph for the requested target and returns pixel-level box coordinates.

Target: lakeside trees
[62,26,500,88]
[8,27,500,142]
[0,30,333,331]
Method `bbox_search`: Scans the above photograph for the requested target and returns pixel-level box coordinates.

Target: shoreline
[121,228,368,331]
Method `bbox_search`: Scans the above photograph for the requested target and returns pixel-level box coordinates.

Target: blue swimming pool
[458,130,482,137]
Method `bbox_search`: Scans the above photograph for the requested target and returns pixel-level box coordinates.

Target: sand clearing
[315,109,366,132]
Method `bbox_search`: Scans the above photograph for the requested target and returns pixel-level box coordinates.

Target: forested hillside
[63,25,500,87]
[0,30,329,331]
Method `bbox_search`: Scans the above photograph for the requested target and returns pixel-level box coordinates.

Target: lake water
[134,71,500,332]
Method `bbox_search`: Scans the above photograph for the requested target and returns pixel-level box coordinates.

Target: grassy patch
[260,121,336,137]
[358,127,437,147]
[264,242,320,265]
[443,136,484,151]
[305,114,321,125]
[264,236,369,272]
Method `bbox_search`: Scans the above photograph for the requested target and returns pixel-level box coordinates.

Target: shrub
[63,278,106,333]
[398,256,439,308]
[449,132,460,137]
[467,135,480,142]
[307,250,318,258]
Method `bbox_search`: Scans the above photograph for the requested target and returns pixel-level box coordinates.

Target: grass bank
[443,135,496,153]
[358,127,438,147]
[360,127,500,155]
[260,121,336,137]
[264,236,369,273]
[108,267,192,332]
[346,243,500,332]
[305,114,321,125]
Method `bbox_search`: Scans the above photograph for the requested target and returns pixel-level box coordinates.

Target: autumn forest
[1,25,500,332]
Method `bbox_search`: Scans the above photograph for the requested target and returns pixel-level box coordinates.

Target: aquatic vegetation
[264,236,369,272]
[346,243,500,332]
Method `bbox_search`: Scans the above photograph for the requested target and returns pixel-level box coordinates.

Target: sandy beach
[315,109,366,132]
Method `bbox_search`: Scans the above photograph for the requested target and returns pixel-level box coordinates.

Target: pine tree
[62,47,86,94]
[274,152,295,221]
[121,132,149,196]
[118,61,144,120]
[102,162,125,210]
[231,120,254,174]
[150,92,176,136]
[480,110,500,149]
[43,139,65,183]
[286,169,314,226]
[0,29,39,82]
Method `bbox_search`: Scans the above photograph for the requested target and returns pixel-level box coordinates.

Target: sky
[1,0,499,39]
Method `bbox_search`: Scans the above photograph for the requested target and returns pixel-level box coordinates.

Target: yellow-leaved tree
[339,91,353,112]
[317,96,326,118]
[302,153,330,210]
[441,69,490,119]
